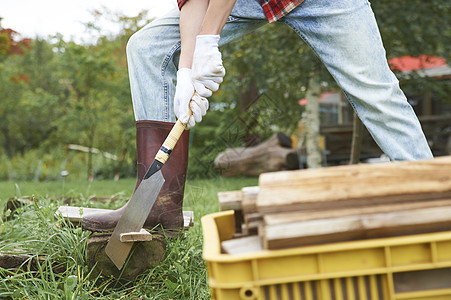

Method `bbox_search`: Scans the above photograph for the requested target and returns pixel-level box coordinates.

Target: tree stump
[87,233,166,281]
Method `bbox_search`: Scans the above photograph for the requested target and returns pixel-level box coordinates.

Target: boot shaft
[135,120,190,192]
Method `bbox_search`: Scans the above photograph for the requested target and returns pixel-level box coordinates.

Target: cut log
[87,233,166,281]
[263,205,451,249]
[258,155,451,214]
[214,133,299,177]
[0,253,65,274]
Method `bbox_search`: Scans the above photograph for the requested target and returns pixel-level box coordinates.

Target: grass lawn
[0,176,258,299]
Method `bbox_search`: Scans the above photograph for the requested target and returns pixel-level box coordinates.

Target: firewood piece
[264,198,451,225]
[258,156,451,214]
[244,212,262,235]
[120,229,152,243]
[262,205,451,250]
[218,191,242,211]
[87,233,166,280]
[214,133,299,177]
[218,190,244,233]
[221,235,263,255]
[241,186,259,215]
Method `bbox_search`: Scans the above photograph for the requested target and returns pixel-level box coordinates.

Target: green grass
[0,176,258,299]
[0,179,138,200]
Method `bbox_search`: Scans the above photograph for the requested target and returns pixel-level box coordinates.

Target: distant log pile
[214,132,299,177]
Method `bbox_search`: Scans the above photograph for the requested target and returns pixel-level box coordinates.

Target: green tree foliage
[1,2,450,179]
[372,0,451,99]
[0,11,145,180]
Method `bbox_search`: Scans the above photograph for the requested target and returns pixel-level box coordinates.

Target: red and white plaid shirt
[178,0,304,23]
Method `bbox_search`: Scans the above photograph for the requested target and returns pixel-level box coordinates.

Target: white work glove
[174,68,209,128]
[192,35,226,97]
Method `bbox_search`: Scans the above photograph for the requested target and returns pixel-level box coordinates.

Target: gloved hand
[174,68,209,128]
[192,35,226,97]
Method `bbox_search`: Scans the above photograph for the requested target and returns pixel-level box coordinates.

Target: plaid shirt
[178,0,304,23]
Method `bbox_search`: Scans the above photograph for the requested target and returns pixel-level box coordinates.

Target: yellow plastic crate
[202,210,451,300]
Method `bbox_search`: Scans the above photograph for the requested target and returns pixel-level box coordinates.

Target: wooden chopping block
[87,233,166,281]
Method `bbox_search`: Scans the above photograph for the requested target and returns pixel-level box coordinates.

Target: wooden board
[221,235,263,255]
[264,198,451,225]
[258,156,451,214]
[218,190,242,211]
[243,212,262,235]
[263,205,451,249]
[241,186,259,215]
[218,187,260,234]
[120,229,152,242]
[56,206,194,230]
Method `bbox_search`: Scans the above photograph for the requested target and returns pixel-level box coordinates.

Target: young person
[82,0,433,232]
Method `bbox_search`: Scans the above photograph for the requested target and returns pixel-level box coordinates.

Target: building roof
[388,55,451,79]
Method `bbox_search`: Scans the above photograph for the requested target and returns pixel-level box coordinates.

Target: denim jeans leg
[126,9,182,122]
[281,0,433,160]
[126,1,267,122]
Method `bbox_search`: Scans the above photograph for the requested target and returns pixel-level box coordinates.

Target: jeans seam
[161,41,182,121]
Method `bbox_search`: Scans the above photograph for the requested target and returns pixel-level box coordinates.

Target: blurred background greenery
[0,0,450,182]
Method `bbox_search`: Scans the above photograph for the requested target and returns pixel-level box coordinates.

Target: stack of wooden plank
[218,156,451,254]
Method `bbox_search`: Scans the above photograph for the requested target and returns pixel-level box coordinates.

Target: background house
[301,56,451,164]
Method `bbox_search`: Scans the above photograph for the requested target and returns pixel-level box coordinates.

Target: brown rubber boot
[81,120,190,234]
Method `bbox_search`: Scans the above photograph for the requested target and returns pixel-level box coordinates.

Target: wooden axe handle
[145,92,196,176]
[155,119,187,164]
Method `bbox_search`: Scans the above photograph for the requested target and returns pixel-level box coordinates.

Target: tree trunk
[87,126,95,179]
[350,112,364,164]
[305,75,322,168]
[240,78,260,147]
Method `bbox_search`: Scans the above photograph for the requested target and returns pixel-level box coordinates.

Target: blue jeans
[126,0,433,161]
